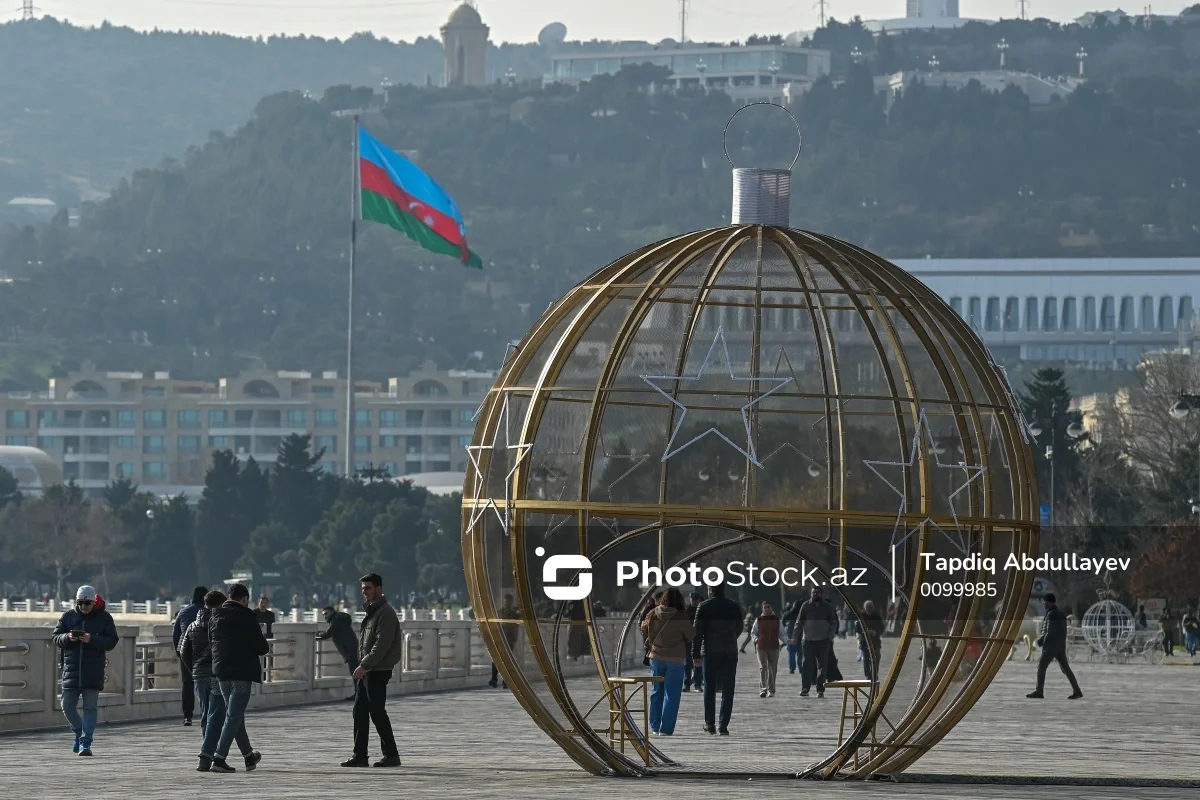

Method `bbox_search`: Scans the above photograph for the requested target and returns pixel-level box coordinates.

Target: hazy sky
[14,1,1197,44]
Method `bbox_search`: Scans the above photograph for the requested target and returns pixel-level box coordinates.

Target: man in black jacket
[199,583,270,773]
[181,590,260,769]
[692,583,743,735]
[318,605,360,693]
[1027,593,1082,699]
[52,585,119,756]
[172,585,207,727]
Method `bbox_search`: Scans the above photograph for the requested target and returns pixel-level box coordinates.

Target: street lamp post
[504,67,517,86]
[769,61,780,86]
[850,46,862,65]
[928,55,940,73]
[1027,418,1084,526]
[696,59,707,89]
[1076,48,1088,79]
[997,38,1009,69]
[1168,391,1200,515]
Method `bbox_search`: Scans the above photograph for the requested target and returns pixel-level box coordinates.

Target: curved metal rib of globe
[463,145,1037,779]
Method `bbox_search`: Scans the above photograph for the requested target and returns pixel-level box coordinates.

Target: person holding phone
[52,585,119,756]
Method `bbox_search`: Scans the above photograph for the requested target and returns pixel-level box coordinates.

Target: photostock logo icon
[536,547,593,601]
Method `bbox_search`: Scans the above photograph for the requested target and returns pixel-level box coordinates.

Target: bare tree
[5,484,98,601]
[1093,352,1200,482]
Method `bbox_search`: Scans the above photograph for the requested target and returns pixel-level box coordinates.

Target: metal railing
[0,642,29,689]
[134,641,177,691]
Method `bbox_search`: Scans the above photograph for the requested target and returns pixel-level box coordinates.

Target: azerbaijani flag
[358,127,483,268]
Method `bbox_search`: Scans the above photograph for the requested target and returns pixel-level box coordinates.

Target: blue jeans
[1186,631,1198,656]
[200,679,253,760]
[787,642,802,672]
[194,677,252,756]
[61,688,99,747]
[648,659,685,735]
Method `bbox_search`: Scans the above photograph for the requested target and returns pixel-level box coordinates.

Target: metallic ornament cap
[724,102,801,226]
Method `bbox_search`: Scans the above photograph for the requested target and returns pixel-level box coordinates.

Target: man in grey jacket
[341,572,404,768]
[797,586,838,697]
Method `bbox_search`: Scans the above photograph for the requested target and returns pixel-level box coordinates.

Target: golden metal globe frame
[462,225,1038,779]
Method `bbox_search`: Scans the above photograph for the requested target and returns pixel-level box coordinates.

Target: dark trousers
[1163,631,1175,656]
[685,650,702,689]
[346,653,360,675]
[802,639,831,692]
[702,653,738,731]
[180,662,195,719]
[353,670,398,759]
[1035,649,1081,694]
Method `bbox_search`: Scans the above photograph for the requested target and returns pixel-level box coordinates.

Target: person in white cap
[52,585,119,756]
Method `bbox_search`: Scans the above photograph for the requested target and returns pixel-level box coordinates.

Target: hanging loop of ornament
[722,101,803,171]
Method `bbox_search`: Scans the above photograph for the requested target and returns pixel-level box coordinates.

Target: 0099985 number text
[919,582,997,597]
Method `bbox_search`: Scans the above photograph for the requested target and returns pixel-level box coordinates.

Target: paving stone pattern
[2,647,1197,800]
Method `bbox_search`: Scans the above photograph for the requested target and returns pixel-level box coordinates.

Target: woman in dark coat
[52,585,119,755]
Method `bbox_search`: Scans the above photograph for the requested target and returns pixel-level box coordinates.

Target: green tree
[269,433,327,547]
[1020,367,1085,518]
[237,457,271,535]
[356,495,427,601]
[195,450,248,582]
[0,465,21,509]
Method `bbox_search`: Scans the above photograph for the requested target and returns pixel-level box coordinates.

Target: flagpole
[345,112,360,478]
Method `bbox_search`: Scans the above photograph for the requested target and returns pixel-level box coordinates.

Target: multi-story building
[544,42,832,105]
[875,69,1079,109]
[0,362,493,500]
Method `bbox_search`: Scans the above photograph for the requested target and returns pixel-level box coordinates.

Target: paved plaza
[2,651,1198,799]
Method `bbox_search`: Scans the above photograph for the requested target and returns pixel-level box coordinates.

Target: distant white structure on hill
[866,0,987,33]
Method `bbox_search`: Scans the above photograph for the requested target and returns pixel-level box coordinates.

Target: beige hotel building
[0,361,494,500]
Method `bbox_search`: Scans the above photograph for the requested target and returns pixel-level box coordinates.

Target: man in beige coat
[341,572,404,768]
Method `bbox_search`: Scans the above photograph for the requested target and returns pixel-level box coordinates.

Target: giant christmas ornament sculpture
[462,105,1040,779]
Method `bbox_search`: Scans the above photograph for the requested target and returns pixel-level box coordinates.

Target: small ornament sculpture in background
[1080,575,1134,660]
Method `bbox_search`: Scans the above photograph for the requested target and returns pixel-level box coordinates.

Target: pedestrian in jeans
[182,591,262,771]
[199,582,269,773]
[752,601,784,697]
[781,601,802,675]
[693,582,744,736]
[1026,592,1082,700]
[640,588,695,736]
[341,572,404,768]
[52,585,119,756]
[171,586,207,727]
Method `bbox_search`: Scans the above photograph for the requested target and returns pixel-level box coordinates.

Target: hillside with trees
[0,18,1198,384]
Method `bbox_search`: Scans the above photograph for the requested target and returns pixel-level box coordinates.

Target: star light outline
[640,327,793,467]
[862,408,989,565]
[465,392,534,537]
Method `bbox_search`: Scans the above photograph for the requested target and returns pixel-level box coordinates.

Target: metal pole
[1049,425,1056,527]
[345,113,360,477]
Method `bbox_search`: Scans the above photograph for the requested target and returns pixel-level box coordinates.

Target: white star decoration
[862,408,988,559]
[465,392,534,537]
[641,327,793,467]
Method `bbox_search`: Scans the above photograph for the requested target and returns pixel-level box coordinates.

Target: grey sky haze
[11,1,1196,44]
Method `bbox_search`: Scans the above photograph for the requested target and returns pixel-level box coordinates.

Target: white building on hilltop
[866,0,987,33]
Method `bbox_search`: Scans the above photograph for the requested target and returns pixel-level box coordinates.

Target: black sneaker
[78,748,93,757]
[210,759,235,773]
[817,691,824,698]
[800,689,810,697]
[373,755,402,768]
[718,729,730,736]
[1068,691,1083,699]
[244,751,262,771]
[341,757,370,768]
[703,725,716,735]
[488,679,498,688]
[1026,691,1044,698]
[197,756,212,772]
[183,718,192,727]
